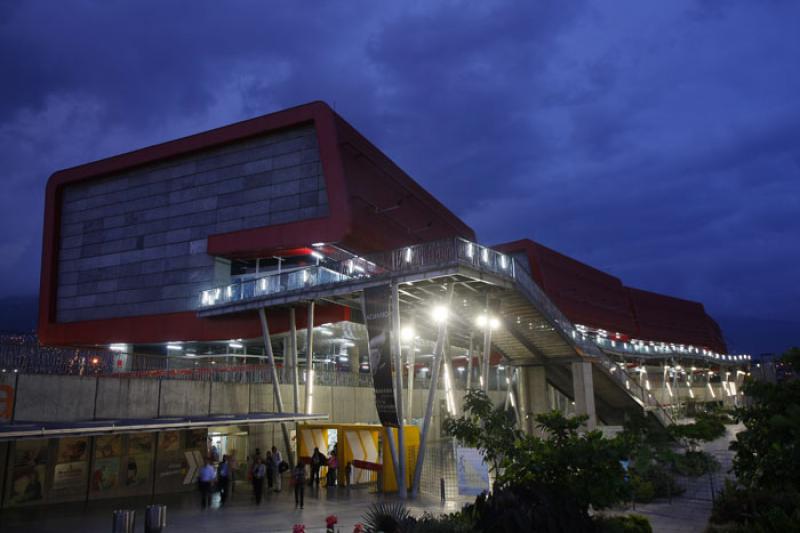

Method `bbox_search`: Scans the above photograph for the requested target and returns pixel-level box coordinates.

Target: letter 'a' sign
[362,285,399,427]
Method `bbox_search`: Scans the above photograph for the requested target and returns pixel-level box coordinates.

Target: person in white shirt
[271,446,283,492]
[198,458,216,509]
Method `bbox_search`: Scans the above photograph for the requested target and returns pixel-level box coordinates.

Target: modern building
[0,101,749,508]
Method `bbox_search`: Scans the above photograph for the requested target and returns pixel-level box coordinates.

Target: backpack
[311,453,321,467]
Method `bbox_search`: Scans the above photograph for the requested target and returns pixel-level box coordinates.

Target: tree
[709,347,800,530]
[444,390,628,513]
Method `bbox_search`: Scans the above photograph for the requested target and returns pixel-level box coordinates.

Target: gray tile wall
[56,125,329,323]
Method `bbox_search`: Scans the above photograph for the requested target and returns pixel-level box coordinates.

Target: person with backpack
[217,454,231,505]
[292,461,306,509]
[309,447,326,487]
[251,458,266,505]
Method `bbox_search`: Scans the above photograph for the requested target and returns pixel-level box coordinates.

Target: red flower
[353,524,365,533]
[292,525,305,533]
[326,515,338,526]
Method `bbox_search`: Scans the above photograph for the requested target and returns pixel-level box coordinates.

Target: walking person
[309,447,326,487]
[251,458,266,505]
[271,446,283,492]
[327,451,338,487]
[228,451,238,495]
[292,461,306,509]
[265,450,274,489]
[198,457,216,510]
[217,455,231,505]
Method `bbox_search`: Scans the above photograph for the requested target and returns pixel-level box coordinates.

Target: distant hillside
[0,295,38,334]
[717,315,799,356]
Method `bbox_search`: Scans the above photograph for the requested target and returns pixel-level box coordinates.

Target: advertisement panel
[362,285,399,427]
[455,446,491,496]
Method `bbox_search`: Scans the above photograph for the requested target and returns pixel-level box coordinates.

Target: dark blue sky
[1,1,798,335]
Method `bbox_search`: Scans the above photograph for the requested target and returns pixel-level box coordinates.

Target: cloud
[0,0,797,325]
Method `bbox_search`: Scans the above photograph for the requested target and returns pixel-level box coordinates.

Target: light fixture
[166,343,183,351]
[312,242,325,247]
[404,248,412,262]
[310,251,324,260]
[400,326,415,342]
[228,341,243,349]
[475,314,488,328]
[109,343,127,352]
[489,317,500,330]
[431,305,449,323]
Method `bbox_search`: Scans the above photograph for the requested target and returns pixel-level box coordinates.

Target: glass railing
[200,266,351,307]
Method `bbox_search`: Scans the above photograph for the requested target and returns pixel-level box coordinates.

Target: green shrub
[710,480,800,531]
[672,450,719,477]
[594,514,653,533]
[362,501,414,533]
[630,476,655,503]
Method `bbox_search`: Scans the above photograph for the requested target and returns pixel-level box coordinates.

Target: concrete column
[522,366,548,433]
[571,361,596,430]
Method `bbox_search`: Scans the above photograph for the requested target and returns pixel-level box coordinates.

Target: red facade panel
[496,239,639,336]
[626,287,727,353]
[38,101,474,346]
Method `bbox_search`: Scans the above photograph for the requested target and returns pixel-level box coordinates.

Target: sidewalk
[0,483,466,533]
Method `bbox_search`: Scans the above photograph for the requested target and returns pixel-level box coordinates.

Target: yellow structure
[297,423,419,492]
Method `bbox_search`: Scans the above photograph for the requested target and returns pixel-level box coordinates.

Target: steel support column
[290,307,299,414]
[304,301,315,414]
[411,284,454,497]
[391,283,407,497]
[466,332,474,391]
[258,307,294,466]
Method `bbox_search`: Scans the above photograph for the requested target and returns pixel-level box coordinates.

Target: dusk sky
[1,1,798,346]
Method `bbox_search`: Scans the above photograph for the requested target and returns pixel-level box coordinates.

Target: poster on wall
[186,429,207,451]
[125,455,151,487]
[128,433,154,455]
[159,431,181,452]
[95,435,122,459]
[10,440,48,505]
[455,446,490,496]
[58,437,89,463]
[362,285,399,427]
[53,462,88,491]
[91,457,120,491]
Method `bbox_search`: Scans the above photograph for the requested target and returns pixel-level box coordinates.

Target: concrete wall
[158,380,211,417]
[95,378,160,419]
[56,124,329,322]
[14,374,97,422]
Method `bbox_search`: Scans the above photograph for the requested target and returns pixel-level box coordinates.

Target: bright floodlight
[400,326,415,342]
[431,305,449,323]
[475,314,488,328]
[489,317,500,330]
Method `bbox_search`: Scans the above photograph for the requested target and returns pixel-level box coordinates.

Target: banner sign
[456,446,491,496]
[362,285,399,427]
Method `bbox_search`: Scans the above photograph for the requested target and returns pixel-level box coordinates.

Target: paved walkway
[0,425,743,533]
[608,423,742,533]
[0,483,467,533]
